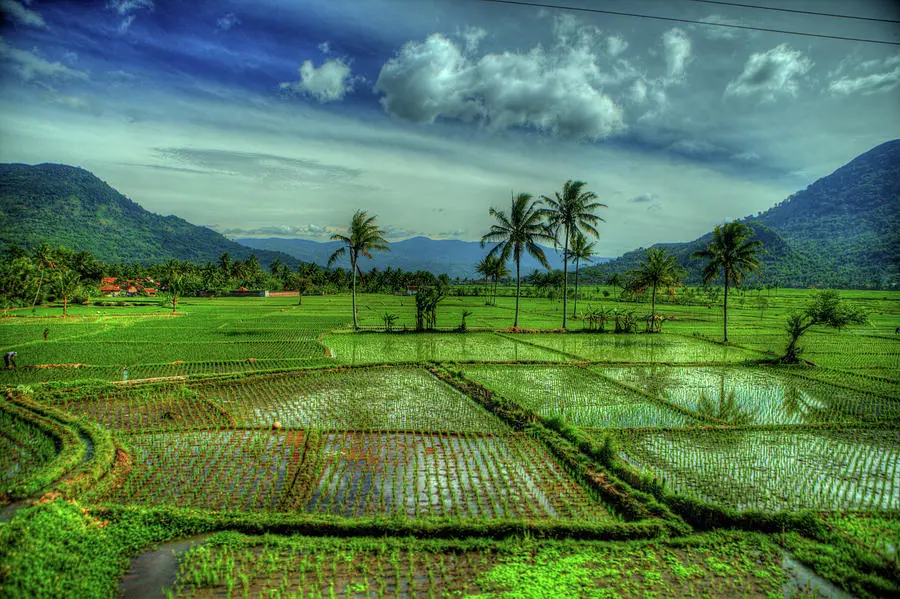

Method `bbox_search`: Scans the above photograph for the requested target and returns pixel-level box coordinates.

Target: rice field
[1,291,898,598]
[615,428,900,512]
[597,365,900,426]
[462,364,701,429]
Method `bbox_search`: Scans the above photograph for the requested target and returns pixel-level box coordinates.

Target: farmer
[4,351,17,369]
[43,328,49,341]
[896,326,900,334]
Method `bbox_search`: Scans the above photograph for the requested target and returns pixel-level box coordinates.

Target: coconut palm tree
[51,269,81,317]
[540,180,606,329]
[691,221,762,342]
[625,248,685,329]
[481,193,553,328]
[328,210,390,329]
[568,231,596,317]
[31,243,57,308]
[475,255,510,306]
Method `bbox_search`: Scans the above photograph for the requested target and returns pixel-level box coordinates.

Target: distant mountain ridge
[0,163,297,268]
[582,139,900,288]
[236,236,605,279]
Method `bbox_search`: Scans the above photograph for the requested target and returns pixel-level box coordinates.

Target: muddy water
[782,554,855,599]
[119,534,212,599]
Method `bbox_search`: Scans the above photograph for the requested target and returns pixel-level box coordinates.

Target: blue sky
[1,0,898,256]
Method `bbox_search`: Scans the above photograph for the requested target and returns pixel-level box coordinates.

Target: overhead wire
[477,0,900,46]
[682,0,900,25]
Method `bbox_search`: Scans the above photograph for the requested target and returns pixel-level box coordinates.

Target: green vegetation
[0,285,897,598]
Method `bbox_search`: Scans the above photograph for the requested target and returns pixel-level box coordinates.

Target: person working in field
[44,328,49,341]
[4,351,17,369]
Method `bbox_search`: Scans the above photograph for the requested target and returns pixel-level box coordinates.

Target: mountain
[583,140,900,288]
[0,163,297,268]
[236,236,609,279]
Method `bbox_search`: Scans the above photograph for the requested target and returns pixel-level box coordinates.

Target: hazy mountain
[583,140,900,288]
[236,235,608,279]
[0,163,297,268]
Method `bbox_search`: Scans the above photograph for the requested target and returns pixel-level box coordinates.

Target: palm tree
[540,180,606,329]
[31,243,56,307]
[568,231,596,317]
[475,255,510,305]
[489,256,510,306]
[218,252,232,278]
[481,193,554,328]
[475,256,494,302]
[625,248,685,329]
[691,221,762,342]
[51,269,81,317]
[328,210,390,329]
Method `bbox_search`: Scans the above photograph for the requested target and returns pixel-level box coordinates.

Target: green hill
[0,163,297,268]
[583,140,900,288]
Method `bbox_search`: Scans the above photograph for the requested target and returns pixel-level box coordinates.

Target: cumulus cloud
[107,0,153,33]
[605,35,628,57]
[280,58,355,102]
[725,44,812,100]
[374,33,626,140]
[461,26,487,54]
[216,12,240,32]
[317,41,331,54]
[662,28,691,79]
[630,79,648,104]
[829,66,900,95]
[0,0,46,28]
[0,37,88,81]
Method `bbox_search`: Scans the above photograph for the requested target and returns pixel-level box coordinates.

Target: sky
[0,0,898,257]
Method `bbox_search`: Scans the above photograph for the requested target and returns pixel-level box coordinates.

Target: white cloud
[461,26,487,55]
[829,66,900,95]
[693,15,745,40]
[280,58,355,102]
[374,33,626,140]
[725,44,812,100]
[0,37,88,82]
[317,41,331,54]
[630,79,648,104]
[107,0,153,32]
[216,12,240,32]
[0,0,46,28]
[662,28,691,79]
[606,35,628,57]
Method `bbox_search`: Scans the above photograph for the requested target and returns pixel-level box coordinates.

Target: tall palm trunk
[514,258,521,328]
[62,294,68,317]
[572,257,580,317]
[351,252,359,329]
[561,228,570,329]
[723,279,729,342]
[32,268,45,308]
[651,282,657,323]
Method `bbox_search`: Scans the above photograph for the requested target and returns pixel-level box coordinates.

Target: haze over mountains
[0,139,897,287]
[582,139,899,288]
[236,236,581,280]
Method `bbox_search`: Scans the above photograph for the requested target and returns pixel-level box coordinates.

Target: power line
[684,0,900,25]
[478,0,900,46]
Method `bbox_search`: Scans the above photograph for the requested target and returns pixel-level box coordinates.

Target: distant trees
[540,180,606,329]
[625,248,684,330]
[481,193,553,328]
[692,222,762,342]
[328,210,390,329]
[780,290,868,363]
